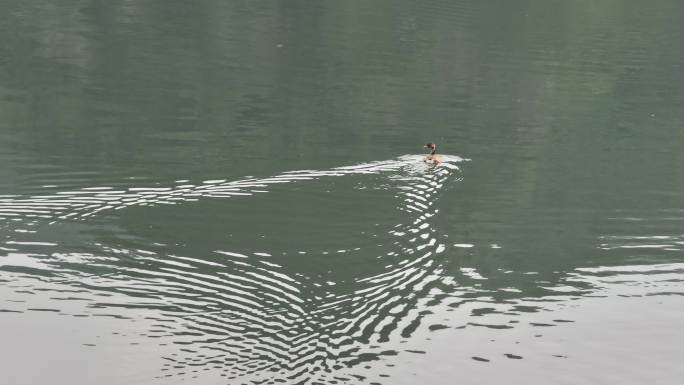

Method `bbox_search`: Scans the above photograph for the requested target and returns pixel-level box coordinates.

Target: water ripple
[3,154,682,383]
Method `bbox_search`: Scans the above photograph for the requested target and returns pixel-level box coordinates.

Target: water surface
[2,1,684,384]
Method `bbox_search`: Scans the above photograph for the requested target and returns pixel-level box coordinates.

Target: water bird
[424,143,442,164]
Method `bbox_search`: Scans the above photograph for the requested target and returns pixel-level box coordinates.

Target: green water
[2,1,684,384]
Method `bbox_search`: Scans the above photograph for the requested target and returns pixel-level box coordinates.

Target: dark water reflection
[2,1,684,384]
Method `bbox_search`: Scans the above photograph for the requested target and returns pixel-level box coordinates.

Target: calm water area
[1,1,684,384]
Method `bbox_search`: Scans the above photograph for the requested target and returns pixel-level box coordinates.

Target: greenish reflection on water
[1,1,684,384]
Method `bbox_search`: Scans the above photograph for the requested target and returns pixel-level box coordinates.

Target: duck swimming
[424,143,442,164]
